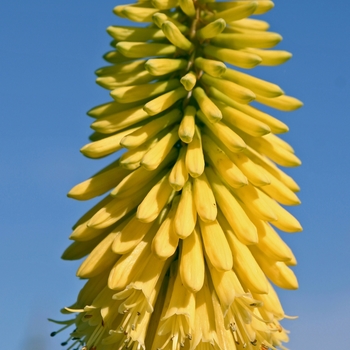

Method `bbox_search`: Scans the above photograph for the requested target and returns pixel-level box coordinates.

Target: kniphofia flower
[51,1,303,349]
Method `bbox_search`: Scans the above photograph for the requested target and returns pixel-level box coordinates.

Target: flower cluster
[51,1,302,349]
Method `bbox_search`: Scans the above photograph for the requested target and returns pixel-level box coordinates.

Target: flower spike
[53,1,303,349]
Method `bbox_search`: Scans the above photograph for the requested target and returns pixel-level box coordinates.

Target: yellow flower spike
[121,109,182,149]
[196,18,226,40]
[162,21,194,52]
[169,146,189,191]
[205,167,258,245]
[192,171,217,223]
[179,225,205,292]
[173,179,197,238]
[192,87,222,123]
[178,105,196,143]
[55,1,303,348]
[185,125,205,178]
[145,58,188,76]
[180,71,197,91]
[194,57,227,78]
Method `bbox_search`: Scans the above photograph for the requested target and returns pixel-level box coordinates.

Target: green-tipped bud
[194,57,226,77]
[180,71,197,91]
[196,18,226,40]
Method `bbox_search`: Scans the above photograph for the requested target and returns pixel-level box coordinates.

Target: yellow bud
[180,71,197,91]
[196,18,226,40]
[192,87,222,123]
[162,21,194,52]
[116,41,177,58]
[145,58,188,76]
[194,57,226,77]
[204,44,262,69]
[178,105,196,143]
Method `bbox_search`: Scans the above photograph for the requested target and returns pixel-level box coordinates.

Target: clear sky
[1,1,349,349]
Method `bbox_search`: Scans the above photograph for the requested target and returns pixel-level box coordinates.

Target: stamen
[50,322,73,336]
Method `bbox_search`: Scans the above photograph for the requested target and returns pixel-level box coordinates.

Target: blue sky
[1,1,349,349]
